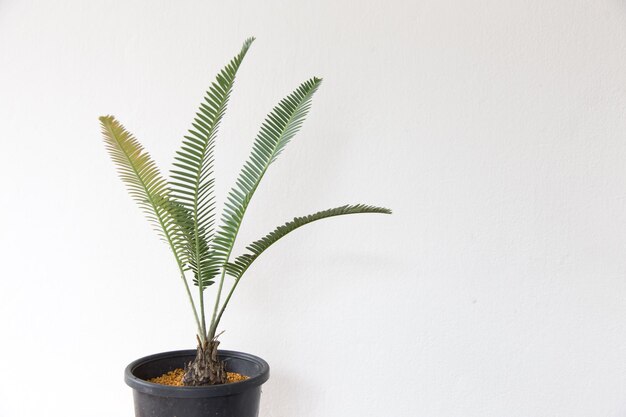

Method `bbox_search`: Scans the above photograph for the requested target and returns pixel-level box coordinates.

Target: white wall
[1,0,626,416]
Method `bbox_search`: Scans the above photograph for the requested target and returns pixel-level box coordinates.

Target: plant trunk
[183,338,227,386]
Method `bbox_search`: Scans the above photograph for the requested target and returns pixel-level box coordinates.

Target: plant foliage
[101,38,391,346]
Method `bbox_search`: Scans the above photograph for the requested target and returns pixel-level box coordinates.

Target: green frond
[101,38,393,344]
[213,77,323,264]
[226,204,392,279]
[170,38,255,290]
[100,115,190,265]
[164,199,215,288]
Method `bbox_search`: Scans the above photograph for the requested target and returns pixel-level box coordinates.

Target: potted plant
[101,38,391,417]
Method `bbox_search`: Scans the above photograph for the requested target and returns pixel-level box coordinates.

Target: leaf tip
[99,115,117,128]
[241,37,256,53]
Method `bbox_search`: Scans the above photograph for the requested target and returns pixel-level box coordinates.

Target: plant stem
[179,266,205,345]
[212,276,240,332]
[199,285,206,338]
[208,267,228,339]
[195,219,206,338]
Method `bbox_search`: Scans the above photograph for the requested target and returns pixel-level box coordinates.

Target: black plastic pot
[125,349,270,417]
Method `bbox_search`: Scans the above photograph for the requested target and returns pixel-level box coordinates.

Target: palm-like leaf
[100,115,189,265]
[166,199,215,288]
[226,204,392,279]
[101,38,393,350]
[210,204,392,331]
[212,77,323,263]
[101,115,203,335]
[170,38,254,290]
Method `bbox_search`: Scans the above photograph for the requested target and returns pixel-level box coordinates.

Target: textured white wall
[1,0,626,416]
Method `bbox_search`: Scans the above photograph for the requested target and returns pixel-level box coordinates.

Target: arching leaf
[226,204,392,279]
[212,77,323,264]
[100,115,190,266]
[170,38,255,289]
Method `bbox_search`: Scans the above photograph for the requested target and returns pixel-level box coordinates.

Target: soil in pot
[149,368,248,386]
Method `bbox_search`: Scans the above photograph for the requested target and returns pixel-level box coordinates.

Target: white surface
[1,0,626,416]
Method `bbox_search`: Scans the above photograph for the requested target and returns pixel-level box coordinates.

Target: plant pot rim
[125,349,270,398]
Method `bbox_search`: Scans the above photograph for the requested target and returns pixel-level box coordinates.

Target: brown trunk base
[182,339,227,386]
